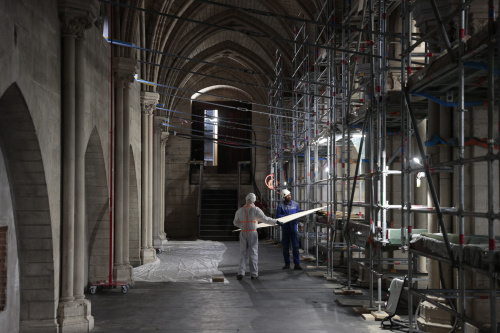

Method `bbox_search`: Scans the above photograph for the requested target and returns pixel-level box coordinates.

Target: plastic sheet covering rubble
[133,240,227,283]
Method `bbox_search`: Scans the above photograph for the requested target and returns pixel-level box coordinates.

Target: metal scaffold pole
[264,2,499,329]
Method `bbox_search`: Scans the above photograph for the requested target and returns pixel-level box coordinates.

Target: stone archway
[85,127,110,285]
[0,83,57,332]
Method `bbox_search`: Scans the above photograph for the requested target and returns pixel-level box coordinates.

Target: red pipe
[108,4,114,285]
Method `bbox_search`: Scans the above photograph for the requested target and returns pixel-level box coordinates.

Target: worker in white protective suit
[233,193,281,280]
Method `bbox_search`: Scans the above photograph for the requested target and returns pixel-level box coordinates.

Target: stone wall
[0,146,20,333]
[0,0,144,329]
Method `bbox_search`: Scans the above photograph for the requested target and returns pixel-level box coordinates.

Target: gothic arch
[85,127,110,285]
[128,145,140,266]
[0,83,57,330]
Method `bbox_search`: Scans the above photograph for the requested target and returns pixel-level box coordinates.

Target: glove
[276,221,283,226]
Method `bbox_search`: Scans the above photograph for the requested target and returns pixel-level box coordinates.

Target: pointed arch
[85,127,110,284]
[0,83,57,331]
[128,145,140,266]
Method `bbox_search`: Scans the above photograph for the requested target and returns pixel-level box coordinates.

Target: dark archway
[128,145,140,266]
[0,83,57,331]
[85,127,110,284]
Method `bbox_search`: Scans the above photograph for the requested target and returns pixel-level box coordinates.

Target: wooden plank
[352,307,371,314]
[212,276,224,283]
[371,311,389,320]
[277,206,327,223]
[233,206,327,231]
[361,314,376,321]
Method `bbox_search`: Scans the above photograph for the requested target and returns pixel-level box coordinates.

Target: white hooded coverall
[233,202,278,277]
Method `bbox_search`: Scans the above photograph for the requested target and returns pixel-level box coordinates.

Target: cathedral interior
[0,0,499,332]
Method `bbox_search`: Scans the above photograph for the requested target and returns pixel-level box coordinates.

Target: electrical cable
[154,94,306,122]
[157,107,298,135]
[138,59,343,99]
[168,129,267,149]
[121,37,346,91]
[191,0,404,39]
[163,122,270,146]
[137,77,308,116]
[99,0,385,60]
[167,113,282,138]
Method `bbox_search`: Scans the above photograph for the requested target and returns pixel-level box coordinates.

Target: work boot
[282,264,290,269]
[251,276,258,280]
[236,274,243,280]
[294,264,303,270]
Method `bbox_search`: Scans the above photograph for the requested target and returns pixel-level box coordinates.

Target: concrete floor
[89,240,384,332]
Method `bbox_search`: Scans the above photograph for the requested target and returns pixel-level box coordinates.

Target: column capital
[154,118,164,134]
[114,57,138,88]
[141,92,159,116]
[58,0,99,37]
[161,132,169,145]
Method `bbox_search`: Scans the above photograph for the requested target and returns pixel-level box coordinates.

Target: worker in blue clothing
[276,189,302,270]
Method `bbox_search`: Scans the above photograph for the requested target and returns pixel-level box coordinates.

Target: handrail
[197,164,203,217]
[189,161,204,237]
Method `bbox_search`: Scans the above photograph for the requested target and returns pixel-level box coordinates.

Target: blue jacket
[276,200,300,232]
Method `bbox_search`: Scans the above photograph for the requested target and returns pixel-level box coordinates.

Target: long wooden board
[277,206,327,223]
[233,206,327,232]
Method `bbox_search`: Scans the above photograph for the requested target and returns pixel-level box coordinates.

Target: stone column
[74,36,86,299]
[114,71,124,270]
[113,58,136,282]
[148,113,154,248]
[123,78,131,267]
[140,92,157,264]
[153,118,166,246]
[61,29,76,307]
[160,132,169,241]
[58,1,98,332]
[61,30,76,308]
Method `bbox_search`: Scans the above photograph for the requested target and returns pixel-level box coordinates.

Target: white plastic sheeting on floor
[133,240,227,283]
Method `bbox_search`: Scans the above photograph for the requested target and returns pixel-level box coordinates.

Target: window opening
[204,109,218,166]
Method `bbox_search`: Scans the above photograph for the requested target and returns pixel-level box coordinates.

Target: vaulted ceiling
[104,0,332,111]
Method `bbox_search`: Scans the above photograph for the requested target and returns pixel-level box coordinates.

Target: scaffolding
[268,1,499,332]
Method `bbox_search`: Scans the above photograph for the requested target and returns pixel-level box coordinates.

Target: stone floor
[88,240,385,332]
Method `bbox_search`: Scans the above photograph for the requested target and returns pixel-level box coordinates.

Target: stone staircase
[197,167,254,241]
[199,189,238,241]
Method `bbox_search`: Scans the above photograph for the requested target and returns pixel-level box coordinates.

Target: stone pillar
[123,78,131,267]
[153,118,166,246]
[114,71,124,270]
[113,58,136,282]
[58,0,98,331]
[140,92,157,264]
[148,112,154,248]
[61,29,76,308]
[160,132,169,241]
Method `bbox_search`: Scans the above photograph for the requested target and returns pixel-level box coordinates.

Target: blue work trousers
[281,230,300,265]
